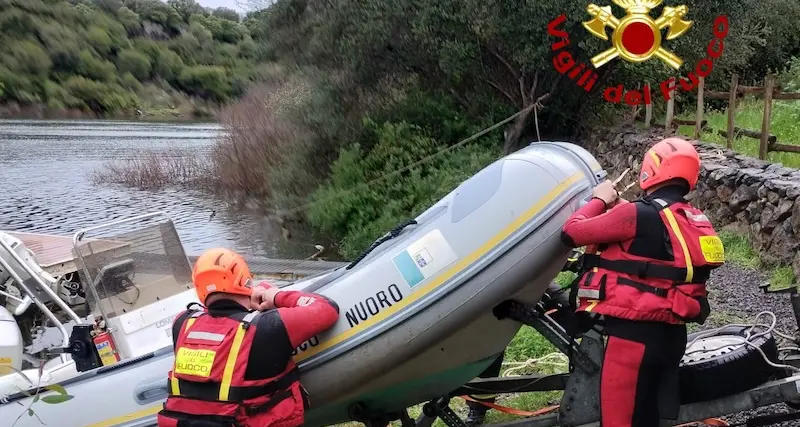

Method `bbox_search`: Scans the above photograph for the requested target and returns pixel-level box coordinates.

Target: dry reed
[93,72,321,201]
[213,75,316,199]
[91,150,214,190]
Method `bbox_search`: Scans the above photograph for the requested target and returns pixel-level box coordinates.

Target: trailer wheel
[679,326,783,404]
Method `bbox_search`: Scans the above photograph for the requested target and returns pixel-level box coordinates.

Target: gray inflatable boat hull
[0,141,605,427]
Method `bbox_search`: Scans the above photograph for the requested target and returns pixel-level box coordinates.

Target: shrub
[62,76,137,112]
[116,48,152,80]
[307,120,500,258]
[214,78,315,199]
[177,65,231,101]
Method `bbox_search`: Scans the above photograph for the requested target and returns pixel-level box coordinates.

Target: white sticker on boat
[392,229,458,289]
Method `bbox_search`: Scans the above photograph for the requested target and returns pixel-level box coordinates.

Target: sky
[194,0,246,12]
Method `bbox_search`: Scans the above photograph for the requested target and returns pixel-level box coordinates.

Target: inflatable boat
[0,141,604,427]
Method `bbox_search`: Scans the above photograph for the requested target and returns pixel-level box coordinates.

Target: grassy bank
[717,230,796,290]
[677,98,800,168]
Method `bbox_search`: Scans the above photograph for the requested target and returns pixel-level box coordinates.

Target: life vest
[157,308,305,427]
[570,196,724,325]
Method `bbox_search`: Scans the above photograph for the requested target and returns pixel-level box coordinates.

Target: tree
[116,48,151,79]
[117,6,141,35]
[76,50,117,81]
[85,25,114,54]
[178,65,232,101]
[91,0,123,14]
[212,7,240,22]
[167,0,205,21]
[6,39,52,76]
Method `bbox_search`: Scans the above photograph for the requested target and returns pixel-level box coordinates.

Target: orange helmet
[639,137,701,191]
[192,248,253,304]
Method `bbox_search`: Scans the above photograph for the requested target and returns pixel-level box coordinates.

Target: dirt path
[702,263,799,425]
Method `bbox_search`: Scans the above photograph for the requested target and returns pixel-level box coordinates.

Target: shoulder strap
[241,311,263,329]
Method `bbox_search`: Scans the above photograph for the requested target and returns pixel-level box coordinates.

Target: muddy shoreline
[0,102,217,122]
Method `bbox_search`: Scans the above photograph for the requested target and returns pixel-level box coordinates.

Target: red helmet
[639,137,701,191]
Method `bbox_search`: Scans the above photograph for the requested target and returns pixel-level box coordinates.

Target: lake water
[0,119,326,260]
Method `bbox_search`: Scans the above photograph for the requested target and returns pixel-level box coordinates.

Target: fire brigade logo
[582,0,693,69]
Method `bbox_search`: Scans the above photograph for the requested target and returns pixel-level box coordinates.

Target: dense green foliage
[0,0,257,114]
[220,0,800,256]
[307,119,501,258]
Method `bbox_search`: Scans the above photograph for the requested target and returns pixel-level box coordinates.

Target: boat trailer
[350,284,800,427]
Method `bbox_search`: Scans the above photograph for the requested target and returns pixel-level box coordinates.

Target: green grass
[718,230,796,290]
[677,98,800,168]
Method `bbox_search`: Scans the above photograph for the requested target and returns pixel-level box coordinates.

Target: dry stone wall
[579,127,800,281]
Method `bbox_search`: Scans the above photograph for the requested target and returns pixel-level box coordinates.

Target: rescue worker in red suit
[157,248,340,427]
[561,137,725,427]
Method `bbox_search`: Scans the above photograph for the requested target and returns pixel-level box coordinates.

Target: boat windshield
[70,214,193,318]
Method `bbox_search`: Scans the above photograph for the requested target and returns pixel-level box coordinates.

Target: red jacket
[561,186,724,324]
[157,283,339,427]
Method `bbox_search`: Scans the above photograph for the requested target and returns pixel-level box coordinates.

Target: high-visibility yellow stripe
[585,300,599,312]
[648,150,661,167]
[469,393,498,400]
[170,317,199,395]
[662,209,693,282]
[82,405,161,427]
[185,318,197,331]
[219,324,247,401]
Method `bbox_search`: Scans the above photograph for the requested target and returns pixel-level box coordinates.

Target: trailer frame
[350,286,800,427]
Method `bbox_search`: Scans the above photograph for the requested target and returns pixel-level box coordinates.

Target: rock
[709,168,736,186]
[761,199,794,232]
[765,163,784,172]
[765,179,800,199]
[709,205,734,226]
[702,163,727,174]
[736,156,770,169]
[761,204,777,232]
[757,185,768,199]
[775,167,795,176]
[745,201,764,223]
[792,201,800,235]
[767,191,780,205]
[764,220,798,264]
[716,186,733,203]
[736,168,769,185]
[729,185,758,211]
[794,252,800,284]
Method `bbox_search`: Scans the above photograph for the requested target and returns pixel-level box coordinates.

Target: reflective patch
[175,348,216,378]
[577,289,600,299]
[297,296,316,307]
[686,211,710,224]
[699,236,725,263]
[186,331,225,342]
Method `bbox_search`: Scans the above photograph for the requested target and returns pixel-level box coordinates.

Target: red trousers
[600,317,687,427]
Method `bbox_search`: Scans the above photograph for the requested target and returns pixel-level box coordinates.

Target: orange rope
[460,396,727,426]
[674,418,729,426]
[459,396,560,417]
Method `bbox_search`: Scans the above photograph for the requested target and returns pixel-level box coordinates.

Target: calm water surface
[0,119,323,260]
